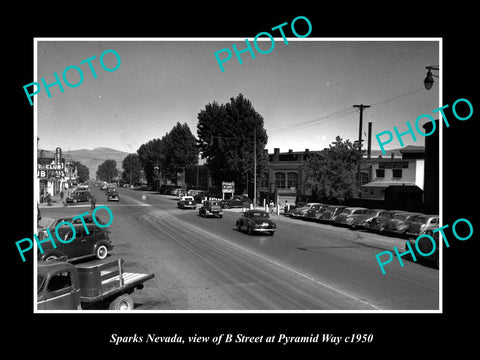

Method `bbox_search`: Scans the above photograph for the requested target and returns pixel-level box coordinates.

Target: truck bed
[77,258,154,302]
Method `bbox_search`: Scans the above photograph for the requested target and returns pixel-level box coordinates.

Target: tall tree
[121,153,141,185]
[197,93,268,197]
[137,138,166,187]
[163,122,199,184]
[304,136,363,203]
[96,159,118,182]
[71,160,89,183]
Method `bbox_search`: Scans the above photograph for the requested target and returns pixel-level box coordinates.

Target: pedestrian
[60,190,64,200]
[46,192,52,206]
[284,200,290,213]
[269,200,274,214]
[90,195,96,209]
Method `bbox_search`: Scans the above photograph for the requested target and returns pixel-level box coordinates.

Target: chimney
[274,148,280,162]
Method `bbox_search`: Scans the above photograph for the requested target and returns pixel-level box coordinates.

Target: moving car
[37,223,114,262]
[383,212,424,235]
[65,189,92,203]
[221,195,252,209]
[333,207,369,227]
[235,210,277,236]
[107,188,119,201]
[177,196,197,209]
[199,200,223,218]
[407,215,439,237]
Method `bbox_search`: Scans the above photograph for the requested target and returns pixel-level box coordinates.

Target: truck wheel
[109,294,134,310]
[95,245,108,260]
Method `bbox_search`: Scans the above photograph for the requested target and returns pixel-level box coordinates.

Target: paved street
[39,186,439,311]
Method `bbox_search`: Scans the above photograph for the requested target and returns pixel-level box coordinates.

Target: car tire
[219,215,223,218]
[236,222,241,231]
[247,226,253,236]
[269,231,274,236]
[109,294,134,310]
[95,244,109,260]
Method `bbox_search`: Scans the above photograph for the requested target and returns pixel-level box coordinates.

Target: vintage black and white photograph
[33,38,441,312]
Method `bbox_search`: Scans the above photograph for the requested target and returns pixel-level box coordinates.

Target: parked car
[235,210,277,236]
[65,189,92,203]
[100,182,108,190]
[383,212,424,235]
[364,210,401,231]
[37,223,114,262]
[199,200,223,218]
[318,205,348,222]
[406,231,439,268]
[37,257,154,310]
[348,209,387,229]
[221,195,252,209]
[333,207,369,227]
[291,202,322,218]
[407,215,439,237]
[177,196,197,209]
[304,204,329,220]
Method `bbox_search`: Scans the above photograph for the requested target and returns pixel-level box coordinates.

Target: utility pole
[253,127,257,209]
[353,104,370,186]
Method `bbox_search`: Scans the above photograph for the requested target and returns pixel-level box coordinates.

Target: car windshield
[393,214,407,220]
[250,212,269,218]
[342,209,353,214]
[210,201,219,206]
[415,217,427,224]
[367,210,377,215]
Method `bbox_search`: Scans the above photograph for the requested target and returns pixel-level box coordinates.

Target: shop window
[260,172,269,188]
[376,169,385,178]
[392,169,402,178]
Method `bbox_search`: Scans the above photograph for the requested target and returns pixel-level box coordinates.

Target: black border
[8,5,478,355]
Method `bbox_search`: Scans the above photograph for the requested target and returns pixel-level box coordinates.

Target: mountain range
[38,147,130,179]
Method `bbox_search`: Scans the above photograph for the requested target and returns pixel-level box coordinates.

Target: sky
[36,38,440,155]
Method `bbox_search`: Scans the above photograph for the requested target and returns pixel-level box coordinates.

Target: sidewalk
[38,194,66,208]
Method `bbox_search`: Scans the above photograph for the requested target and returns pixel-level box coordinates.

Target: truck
[37,257,155,310]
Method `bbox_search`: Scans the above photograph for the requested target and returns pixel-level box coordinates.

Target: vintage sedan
[221,195,252,209]
[304,204,329,221]
[318,205,348,222]
[199,200,223,218]
[407,215,439,237]
[348,209,387,229]
[383,212,424,235]
[235,210,277,236]
[107,188,119,201]
[177,196,197,209]
[37,223,114,262]
[291,202,322,218]
[364,210,400,231]
[333,207,369,227]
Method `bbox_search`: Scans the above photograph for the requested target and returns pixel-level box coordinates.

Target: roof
[399,145,425,153]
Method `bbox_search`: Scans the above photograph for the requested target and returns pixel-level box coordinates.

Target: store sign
[37,169,65,179]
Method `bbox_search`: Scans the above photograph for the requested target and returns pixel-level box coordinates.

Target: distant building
[359,145,425,200]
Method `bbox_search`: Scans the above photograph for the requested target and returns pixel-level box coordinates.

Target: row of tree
[95,93,364,203]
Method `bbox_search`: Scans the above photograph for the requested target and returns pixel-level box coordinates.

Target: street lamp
[424,65,439,90]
